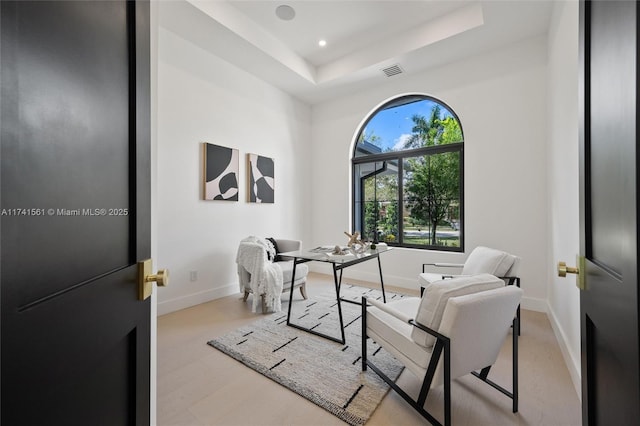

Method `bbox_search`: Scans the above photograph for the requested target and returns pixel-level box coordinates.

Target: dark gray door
[1,1,151,424]
[579,1,640,424]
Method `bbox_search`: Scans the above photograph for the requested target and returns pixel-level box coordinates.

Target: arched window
[352,94,464,251]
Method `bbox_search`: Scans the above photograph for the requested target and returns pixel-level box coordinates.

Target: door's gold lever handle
[146,269,169,287]
[558,261,579,277]
[138,259,169,300]
[558,256,586,290]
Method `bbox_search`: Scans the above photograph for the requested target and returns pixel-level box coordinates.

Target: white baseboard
[157,283,238,316]
[547,303,582,401]
[521,296,547,313]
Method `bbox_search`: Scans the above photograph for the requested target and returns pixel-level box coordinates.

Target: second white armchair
[420,246,521,292]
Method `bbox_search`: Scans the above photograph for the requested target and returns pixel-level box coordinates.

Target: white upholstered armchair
[420,246,521,292]
[237,237,308,313]
[362,274,522,426]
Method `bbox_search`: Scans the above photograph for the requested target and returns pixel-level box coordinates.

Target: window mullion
[398,158,404,245]
[352,142,463,166]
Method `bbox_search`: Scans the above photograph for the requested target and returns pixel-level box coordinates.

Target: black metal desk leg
[377,255,387,303]
[333,266,346,344]
[516,277,521,336]
[286,257,345,344]
[286,259,298,325]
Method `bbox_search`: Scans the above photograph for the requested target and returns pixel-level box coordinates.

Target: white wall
[155,14,311,315]
[310,37,549,311]
[547,0,581,397]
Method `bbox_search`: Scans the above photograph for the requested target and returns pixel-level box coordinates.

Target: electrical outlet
[190,270,198,282]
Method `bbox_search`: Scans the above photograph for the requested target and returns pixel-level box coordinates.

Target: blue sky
[362,99,454,152]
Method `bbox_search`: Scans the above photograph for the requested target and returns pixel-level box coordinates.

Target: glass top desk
[279,245,392,344]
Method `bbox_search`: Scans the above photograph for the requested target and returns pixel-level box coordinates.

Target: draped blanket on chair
[236,236,284,312]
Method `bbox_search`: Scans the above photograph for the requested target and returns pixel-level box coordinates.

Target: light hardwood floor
[158,272,581,425]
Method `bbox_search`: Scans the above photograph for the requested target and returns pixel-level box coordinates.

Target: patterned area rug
[208,284,408,426]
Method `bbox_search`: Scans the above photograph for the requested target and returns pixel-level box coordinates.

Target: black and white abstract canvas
[247,153,274,203]
[203,142,239,201]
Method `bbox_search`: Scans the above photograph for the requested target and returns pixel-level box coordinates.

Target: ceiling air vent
[381,64,403,77]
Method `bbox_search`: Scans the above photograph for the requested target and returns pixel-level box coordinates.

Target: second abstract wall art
[247,153,274,203]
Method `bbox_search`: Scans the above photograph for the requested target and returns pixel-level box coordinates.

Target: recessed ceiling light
[318,39,327,47]
[275,5,295,21]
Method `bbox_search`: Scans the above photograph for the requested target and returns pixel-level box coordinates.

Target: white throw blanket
[236,236,283,312]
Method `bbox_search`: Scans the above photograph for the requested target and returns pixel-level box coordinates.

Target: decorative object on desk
[309,246,336,253]
[344,231,370,254]
[360,242,371,253]
[247,153,274,203]
[203,142,239,201]
[370,242,387,252]
[209,284,406,426]
[332,245,347,255]
[326,252,355,261]
[344,231,363,247]
[349,243,370,254]
[326,245,355,261]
